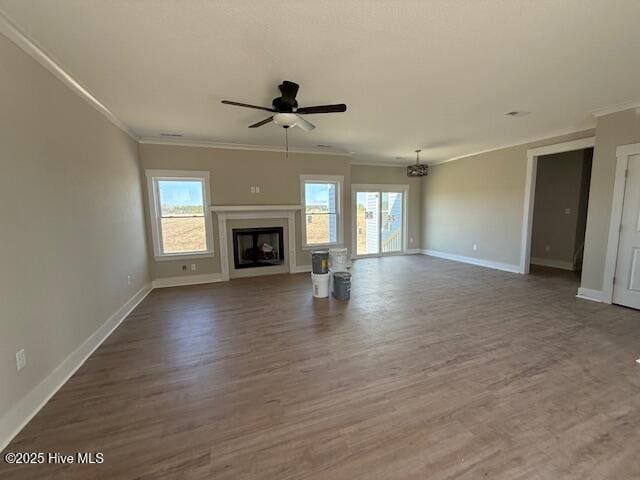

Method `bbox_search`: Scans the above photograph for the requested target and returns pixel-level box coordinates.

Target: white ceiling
[1,0,639,164]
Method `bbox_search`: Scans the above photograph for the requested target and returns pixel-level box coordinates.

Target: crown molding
[138,137,352,157]
[591,101,640,118]
[432,126,596,166]
[349,161,407,168]
[0,8,139,141]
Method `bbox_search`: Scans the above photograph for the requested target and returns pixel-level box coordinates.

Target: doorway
[352,185,408,258]
[520,137,595,274]
[529,147,593,275]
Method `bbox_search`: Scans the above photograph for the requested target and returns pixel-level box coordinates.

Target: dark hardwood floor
[2,256,640,479]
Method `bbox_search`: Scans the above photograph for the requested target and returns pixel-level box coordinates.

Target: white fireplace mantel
[212,205,306,281]
[210,205,302,212]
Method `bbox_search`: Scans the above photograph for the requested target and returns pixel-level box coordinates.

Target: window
[146,170,214,259]
[300,175,343,247]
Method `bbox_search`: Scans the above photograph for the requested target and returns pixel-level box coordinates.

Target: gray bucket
[311,250,329,274]
[332,272,351,300]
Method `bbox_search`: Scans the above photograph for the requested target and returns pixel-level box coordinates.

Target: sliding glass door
[381,191,403,253]
[356,191,380,255]
[354,186,407,257]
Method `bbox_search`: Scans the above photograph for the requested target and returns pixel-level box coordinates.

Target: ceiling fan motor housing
[272,97,297,112]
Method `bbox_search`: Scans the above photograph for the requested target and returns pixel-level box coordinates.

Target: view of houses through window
[356,190,404,256]
[303,181,339,246]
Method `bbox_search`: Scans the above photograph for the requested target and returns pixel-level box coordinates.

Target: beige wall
[421,130,595,267]
[139,147,426,280]
[350,164,422,250]
[0,34,149,426]
[139,144,353,278]
[531,149,591,267]
[581,108,640,291]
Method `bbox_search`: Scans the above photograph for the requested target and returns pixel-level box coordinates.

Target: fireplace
[232,227,285,269]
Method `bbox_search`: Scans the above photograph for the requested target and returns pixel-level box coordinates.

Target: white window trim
[145,169,214,261]
[300,174,344,249]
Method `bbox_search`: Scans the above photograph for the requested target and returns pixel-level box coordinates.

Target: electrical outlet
[410,236,414,244]
[127,274,132,286]
[250,186,256,193]
[564,208,571,215]
[473,244,478,251]
[16,349,26,371]
[545,245,551,252]
[255,186,260,193]
[190,264,197,271]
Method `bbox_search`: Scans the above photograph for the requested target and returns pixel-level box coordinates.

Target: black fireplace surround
[232,227,285,269]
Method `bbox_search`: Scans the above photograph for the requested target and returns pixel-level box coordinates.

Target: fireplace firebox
[232,227,285,269]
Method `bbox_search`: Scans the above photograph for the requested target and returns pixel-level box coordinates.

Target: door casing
[351,184,409,259]
[603,143,640,305]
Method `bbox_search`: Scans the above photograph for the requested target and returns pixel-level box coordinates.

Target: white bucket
[329,248,349,272]
[311,272,330,298]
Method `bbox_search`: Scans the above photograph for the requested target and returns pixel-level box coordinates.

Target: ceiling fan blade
[279,81,300,104]
[221,100,275,112]
[248,116,273,128]
[294,114,315,132]
[296,104,347,114]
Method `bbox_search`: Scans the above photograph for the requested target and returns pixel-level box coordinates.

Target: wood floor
[2,256,640,479]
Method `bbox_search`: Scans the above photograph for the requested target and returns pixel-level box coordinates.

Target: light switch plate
[16,349,26,371]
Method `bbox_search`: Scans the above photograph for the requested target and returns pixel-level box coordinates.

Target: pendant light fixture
[407,149,429,177]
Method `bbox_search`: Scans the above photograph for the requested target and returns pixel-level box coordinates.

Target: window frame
[300,174,344,249]
[145,169,214,261]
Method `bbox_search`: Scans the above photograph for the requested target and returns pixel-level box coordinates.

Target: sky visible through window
[159,180,203,207]
[305,183,335,209]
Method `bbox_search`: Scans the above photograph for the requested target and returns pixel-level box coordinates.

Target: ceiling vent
[505,111,530,117]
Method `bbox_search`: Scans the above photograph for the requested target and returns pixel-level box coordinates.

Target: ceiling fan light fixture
[407,149,429,177]
[273,112,299,128]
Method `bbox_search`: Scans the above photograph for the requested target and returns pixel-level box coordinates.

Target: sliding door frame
[351,184,409,259]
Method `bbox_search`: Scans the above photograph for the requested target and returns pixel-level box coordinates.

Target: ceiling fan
[221,80,347,132]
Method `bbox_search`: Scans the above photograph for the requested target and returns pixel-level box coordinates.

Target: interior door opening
[529,147,593,278]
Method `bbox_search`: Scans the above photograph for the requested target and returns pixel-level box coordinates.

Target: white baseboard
[576,287,604,303]
[350,250,422,261]
[0,283,153,453]
[291,265,312,273]
[152,273,223,288]
[421,249,521,274]
[531,257,575,271]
